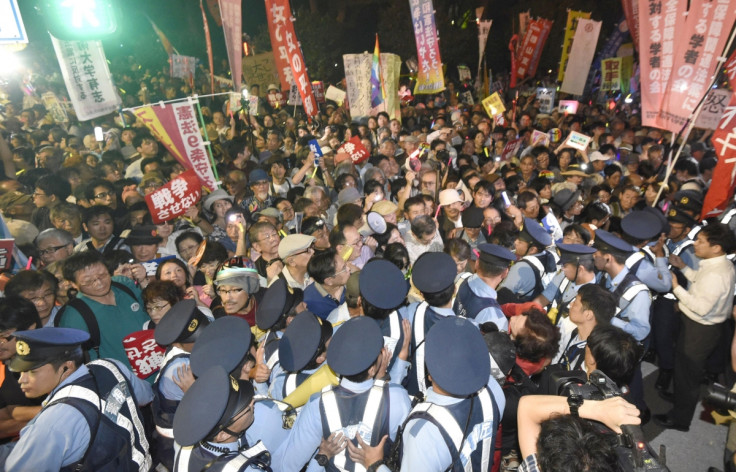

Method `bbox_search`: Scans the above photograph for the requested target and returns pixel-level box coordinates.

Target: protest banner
[243,53,281,93]
[477,20,492,74]
[482,92,505,118]
[694,89,733,131]
[458,65,472,82]
[0,240,13,270]
[0,0,27,44]
[123,330,166,379]
[564,131,592,151]
[727,48,736,88]
[558,11,591,82]
[409,0,445,94]
[42,91,69,123]
[600,57,623,91]
[265,0,318,118]
[344,53,401,120]
[559,100,580,114]
[501,138,522,160]
[199,0,215,94]
[621,0,639,48]
[531,130,550,147]
[51,35,121,121]
[219,0,242,90]
[701,94,736,219]
[144,169,202,224]
[536,87,555,114]
[133,103,218,191]
[560,19,601,95]
[517,19,553,80]
[337,136,370,165]
[325,85,347,105]
[141,255,177,277]
[170,54,197,80]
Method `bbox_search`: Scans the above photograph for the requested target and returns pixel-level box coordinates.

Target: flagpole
[191,95,221,185]
[652,23,736,207]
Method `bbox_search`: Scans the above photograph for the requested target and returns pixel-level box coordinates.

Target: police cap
[154,300,210,346]
[360,259,408,310]
[412,252,456,294]
[327,317,383,376]
[9,328,89,372]
[190,316,252,377]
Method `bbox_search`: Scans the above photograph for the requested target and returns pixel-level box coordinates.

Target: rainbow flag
[370,34,385,108]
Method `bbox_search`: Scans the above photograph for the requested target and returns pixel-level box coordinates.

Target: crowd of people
[0,57,732,471]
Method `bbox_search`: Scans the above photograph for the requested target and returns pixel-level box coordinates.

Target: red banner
[219,0,242,91]
[123,330,166,379]
[337,136,370,164]
[200,0,215,94]
[621,0,639,49]
[133,102,218,191]
[508,35,518,89]
[517,19,553,80]
[145,169,202,224]
[701,96,736,219]
[724,45,736,88]
[265,0,318,118]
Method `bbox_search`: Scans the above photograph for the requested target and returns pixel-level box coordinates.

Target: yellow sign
[482,92,506,118]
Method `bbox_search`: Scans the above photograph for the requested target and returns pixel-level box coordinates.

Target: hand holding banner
[145,169,202,224]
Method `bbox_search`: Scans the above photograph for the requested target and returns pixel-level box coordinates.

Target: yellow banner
[600,57,623,91]
[482,92,506,117]
[558,10,591,82]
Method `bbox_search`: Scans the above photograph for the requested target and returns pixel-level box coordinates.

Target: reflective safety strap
[551,276,571,309]
[154,346,188,384]
[266,350,279,370]
[284,374,298,397]
[91,359,152,470]
[688,226,702,240]
[388,311,400,339]
[222,441,269,472]
[625,252,645,270]
[51,385,106,411]
[672,239,694,257]
[155,424,174,438]
[522,255,544,274]
[477,389,494,472]
[412,402,466,457]
[615,284,649,317]
[321,388,346,470]
[176,446,193,472]
[722,209,736,225]
[414,302,429,394]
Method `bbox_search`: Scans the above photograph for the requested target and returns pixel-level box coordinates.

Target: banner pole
[652,23,736,207]
[191,96,221,186]
[123,92,231,112]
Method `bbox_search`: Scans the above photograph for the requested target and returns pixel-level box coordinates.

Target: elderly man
[35,228,75,267]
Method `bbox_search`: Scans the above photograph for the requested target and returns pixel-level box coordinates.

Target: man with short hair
[126,134,160,180]
[31,175,71,232]
[405,215,443,265]
[6,269,61,326]
[304,249,350,320]
[74,205,129,255]
[250,221,283,286]
[35,228,75,266]
[0,328,153,471]
[243,168,274,217]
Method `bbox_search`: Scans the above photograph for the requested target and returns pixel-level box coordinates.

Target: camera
[552,370,670,472]
[703,382,736,412]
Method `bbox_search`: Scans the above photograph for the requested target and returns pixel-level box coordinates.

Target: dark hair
[175,231,204,251]
[444,238,471,262]
[6,270,58,298]
[698,222,736,254]
[423,283,455,307]
[516,190,539,212]
[62,251,110,282]
[538,414,620,472]
[82,204,115,225]
[132,133,155,149]
[336,204,363,229]
[515,307,560,363]
[363,179,383,196]
[577,285,616,325]
[84,178,115,201]
[36,174,71,201]
[156,258,193,287]
[582,202,610,226]
[103,249,135,273]
[142,280,185,307]
[308,249,338,284]
[383,243,409,271]
[373,223,399,249]
[403,195,425,214]
[562,224,591,245]
[329,225,349,248]
[198,240,229,266]
[294,197,316,213]
[603,164,622,178]
[0,296,41,331]
[410,215,436,239]
[249,221,276,245]
[304,319,333,371]
[587,324,641,386]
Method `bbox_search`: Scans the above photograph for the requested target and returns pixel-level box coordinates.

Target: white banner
[51,35,121,121]
[170,54,197,80]
[478,20,492,73]
[0,0,27,44]
[219,0,242,91]
[694,89,733,131]
[343,53,374,119]
[560,19,602,96]
[536,87,556,114]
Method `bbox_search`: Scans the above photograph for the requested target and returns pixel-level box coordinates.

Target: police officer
[403,252,460,396]
[255,278,307,374]
[535,243,598,325]
[359,259,411,383]
[269,311,332,400]
[189,316,291,453]
[0,328,153,471]
[453,243,515,330]
[498,218,557,303]
[272,316,411,471]
[620,210,672,294]
[172,366,272,471]
[592,230,651,341]
[152,299,211,470]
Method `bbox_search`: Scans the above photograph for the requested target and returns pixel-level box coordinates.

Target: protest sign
[0,0,27,44]
[558,11,591,82]
[123,330,166,379]
[170,54,197,80]
[0,240,13,270]
[42,92,69,123]
[695,89,733,131]
[482,92,505,118]
[559,100,580,114]
[409,0,444,94]
[565,131,592,151]
[325,85,347,105]
[536,88,555,114]
[337,136,370,164]
[144,169,202,224]
[560,19,602,95]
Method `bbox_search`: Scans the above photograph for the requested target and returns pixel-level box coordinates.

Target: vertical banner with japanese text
[694,89,733,130]
[219,0,242,91]
[144,169,202,224]
[726,47,736,88]
[51,35,121,121]
[478,20,492,74]
[658,0,736,133]
[600,57,623,90]
[132,102,218,191]
[409,0,445,94]
[517,19,553,80]
[701,95,736,219]
[638,0,686,129]
[621,0,639,48]
[343,53,401,120]
[199,0,216,94]
[265,0,318,118]
[560,19,601,96]
[558,11,591,82]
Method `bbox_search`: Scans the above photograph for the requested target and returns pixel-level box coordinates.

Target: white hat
[589,151,608,162]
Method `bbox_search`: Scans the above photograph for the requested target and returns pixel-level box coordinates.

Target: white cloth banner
[219,0,242,91]
[694,89,733,131]
[477,20,492,73]
[560,19,602,96]
[343,53,374,119]
[51,35,121,121]
[172,101,218,191]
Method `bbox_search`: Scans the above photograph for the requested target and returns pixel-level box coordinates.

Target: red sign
[265,0,318,118]
[123,330,166,379]
[145,169,202,224]
[0,240,14,270]
[267,89,287,109]
[312,81,325,104]
[516,19,553,79]
[501,138,522,161]
[701,96,736,219]
[337,136,370,164]
[726,47,736,88]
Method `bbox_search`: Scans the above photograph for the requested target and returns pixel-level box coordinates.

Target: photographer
[517,394,641,472]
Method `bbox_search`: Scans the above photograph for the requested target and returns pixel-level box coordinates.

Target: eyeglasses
[93,191,113,200]
[32,191,47,198]
[146,303,170,313]
[217,287,245,297]
[331,265,350,278]
[39,244,70,256]
[347,238,363,247]
[258,232,279,242]
[78,272,111,288]
[27,291,55,304]
[290,245,315,257]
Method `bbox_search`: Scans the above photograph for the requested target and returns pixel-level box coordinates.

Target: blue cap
[520,218,552,248]
[557,243,596,264]
[327,317,383,376]
[249,168,270,184]
[593,229,634,255]
[477,243,516,265]
[154,300,210,346]
[426,317,490,396]
[9,327,90,372]
[279,311,322,372]
[412,252,456,294]
[621,210,662,241]
[190,316,251,377]
[666,207,696,227]
[256,278,299,331]
[674,190,703,213]
[173,366,254,446]
[360,259,408,310]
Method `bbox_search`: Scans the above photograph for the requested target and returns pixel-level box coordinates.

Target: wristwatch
[315,454,329,467]
[567,394,584,417]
